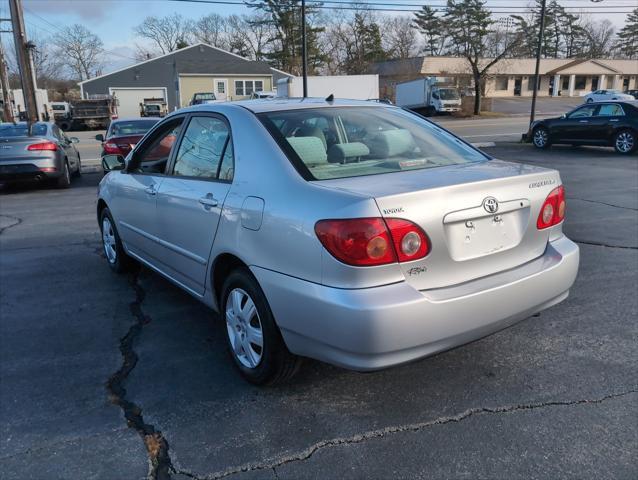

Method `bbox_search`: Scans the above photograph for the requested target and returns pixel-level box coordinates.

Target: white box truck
[276,75,379,100]
[395,77,461,115]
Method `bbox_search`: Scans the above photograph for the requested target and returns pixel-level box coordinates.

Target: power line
[166,0,635,13]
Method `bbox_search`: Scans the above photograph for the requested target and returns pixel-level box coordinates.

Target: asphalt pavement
[1,143,636,479]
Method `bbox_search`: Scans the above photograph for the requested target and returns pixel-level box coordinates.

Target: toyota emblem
[483,197,499,213]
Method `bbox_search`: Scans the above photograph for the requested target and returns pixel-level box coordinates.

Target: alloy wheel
[225,288,264,369]
[616,132,634,153]
[533,129,548,147]
[102,217,117,264]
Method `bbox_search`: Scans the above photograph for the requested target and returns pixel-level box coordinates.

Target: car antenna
[325,94,334,103]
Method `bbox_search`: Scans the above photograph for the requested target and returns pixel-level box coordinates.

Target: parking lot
[1,140,637,479]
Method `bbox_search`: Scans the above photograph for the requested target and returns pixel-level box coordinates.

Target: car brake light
[385,218,430,262]
[27,142,57,151]
[315,218,430,266]
[103,142,121,154]
[537,185,565,229]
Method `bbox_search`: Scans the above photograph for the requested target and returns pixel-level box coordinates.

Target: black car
[530,101,638,155]
[625,89,638,100]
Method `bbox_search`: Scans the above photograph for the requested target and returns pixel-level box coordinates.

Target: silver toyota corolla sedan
[97,99,579,385]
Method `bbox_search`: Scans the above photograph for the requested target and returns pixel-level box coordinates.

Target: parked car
[189,92,220,105]
[0,121,81,188]
[98,99,579,384]
[530,101,638,154]
[249,91,276,100]
[625,89,638,100]
[583,89,634,103]
[95,118,160,157]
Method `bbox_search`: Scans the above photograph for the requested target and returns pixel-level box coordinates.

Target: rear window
[0,123,47,137]
[259,107,486,181]
[108,120,158,137]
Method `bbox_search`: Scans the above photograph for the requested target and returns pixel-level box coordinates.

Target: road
[1,144,636,479]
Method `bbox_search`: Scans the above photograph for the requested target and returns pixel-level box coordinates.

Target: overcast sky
[3,0,635,73]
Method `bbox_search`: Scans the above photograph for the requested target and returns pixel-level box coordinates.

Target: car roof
[175,98,392,115]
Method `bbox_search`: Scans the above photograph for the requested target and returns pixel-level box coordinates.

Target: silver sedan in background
[0,122,81,188]
[98,99,579,385]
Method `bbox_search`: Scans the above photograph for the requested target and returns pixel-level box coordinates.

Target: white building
[371,57,638,100]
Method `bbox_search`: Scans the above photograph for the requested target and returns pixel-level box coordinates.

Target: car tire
[100,207,135,274]
[613,129,636,155]
[221,268,301,385]
[73,157,82,177]
[57,161,71,188]
[586,98,593,103]
[532,126,551,149]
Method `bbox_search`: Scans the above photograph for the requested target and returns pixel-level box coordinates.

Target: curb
[471,142,496,148]
[81,165,102,174]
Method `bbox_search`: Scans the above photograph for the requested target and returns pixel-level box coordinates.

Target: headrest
[327,142,370,163]
[286,136,328,165]
[297,126,327,150]
[367,129,416,157]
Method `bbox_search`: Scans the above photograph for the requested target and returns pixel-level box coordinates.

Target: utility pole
[301,0,308,98]
[8,0,39,126]
[0,42,14,122]
[529,0,546,127]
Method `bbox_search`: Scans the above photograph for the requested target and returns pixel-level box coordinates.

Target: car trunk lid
[315,159,563,290]
[0,136,52,162]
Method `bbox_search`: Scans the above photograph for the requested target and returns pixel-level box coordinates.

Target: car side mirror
[69,136,80,143]
[561,114,566,119]
[95,133,104,142]
[102,154,125,172]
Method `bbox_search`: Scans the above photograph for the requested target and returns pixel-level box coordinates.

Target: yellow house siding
[179,75,272,105]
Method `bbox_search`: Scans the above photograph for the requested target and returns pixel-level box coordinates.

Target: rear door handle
[609,119,619,122]
[199,194,219,208]
[145,184,157,195]
[579,120,589,123]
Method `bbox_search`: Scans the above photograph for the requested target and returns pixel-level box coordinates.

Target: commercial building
[78,43,290,117]
[371,57,638,100]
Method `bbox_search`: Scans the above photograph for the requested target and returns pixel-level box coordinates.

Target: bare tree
[193,13,227,48]
[382,16,419,59]
[51,25,104,81]
[134,14,193,54]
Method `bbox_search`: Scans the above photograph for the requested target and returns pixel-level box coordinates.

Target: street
[1,141,636,479]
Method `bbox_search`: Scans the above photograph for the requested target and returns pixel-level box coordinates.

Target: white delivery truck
[276,75,379,100]
[395,77,461,115]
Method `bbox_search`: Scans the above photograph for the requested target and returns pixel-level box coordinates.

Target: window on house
[235,80,258,96]
[527,77,536,91]
[255,80,263,92]
[245,81,254,95]
[235,81,244,96]
[575,76,586,90]
[495,76,509,91]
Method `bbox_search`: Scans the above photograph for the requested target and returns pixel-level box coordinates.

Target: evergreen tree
[412,6,445,56]
[615,7,638,59]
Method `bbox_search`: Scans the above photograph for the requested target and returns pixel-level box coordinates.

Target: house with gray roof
[79,43,291,117]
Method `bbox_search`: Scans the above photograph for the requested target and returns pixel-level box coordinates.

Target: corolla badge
[483,197,499,213]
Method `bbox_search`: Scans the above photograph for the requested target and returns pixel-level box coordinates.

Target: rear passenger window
[172,116,231,179]
[597,104,624,117]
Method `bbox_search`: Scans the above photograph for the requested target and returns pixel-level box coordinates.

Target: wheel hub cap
[225,288,263,369]
[102,218,117,264]
[617,133,633,153]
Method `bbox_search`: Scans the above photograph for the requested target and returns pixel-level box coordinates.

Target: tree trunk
[473,74,482,115]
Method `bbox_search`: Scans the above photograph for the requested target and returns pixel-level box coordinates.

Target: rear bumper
[252,235,579,371]
[0,163,61,182]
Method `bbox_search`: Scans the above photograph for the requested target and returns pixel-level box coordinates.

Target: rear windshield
[0,124,47,137]
[194,93,216,101]
[51,105,66,111]
[259,107,486,181]
[109,120,158,136]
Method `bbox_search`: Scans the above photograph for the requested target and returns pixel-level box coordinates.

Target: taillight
[537,185,565,229]
[315,218,396,266]
[314,217,430,266]
[385,218,430,262]
[27,142,57,151]
[103,142,121,154]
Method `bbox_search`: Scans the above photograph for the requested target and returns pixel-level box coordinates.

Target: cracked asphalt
[1,144,636,480]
